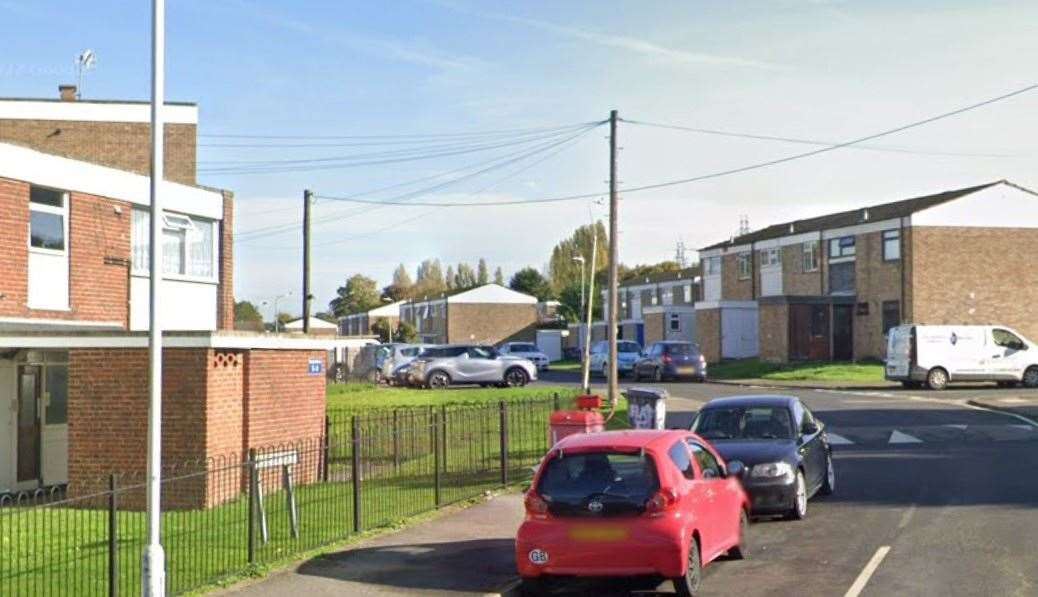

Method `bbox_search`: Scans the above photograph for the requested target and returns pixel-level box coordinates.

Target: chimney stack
[59,85,77,101]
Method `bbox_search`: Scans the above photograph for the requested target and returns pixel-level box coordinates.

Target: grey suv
[410,345,538,389]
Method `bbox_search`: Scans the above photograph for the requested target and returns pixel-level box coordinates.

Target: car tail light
[525,491,550,518]
[645,488,678,516]
[662,355,673,365]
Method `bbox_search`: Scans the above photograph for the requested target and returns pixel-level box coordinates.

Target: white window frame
[705,256,721,276]
[28,187,69,257]
[882,229,901,261]
[736,252,752,280]
[131,209,218,283]
[761,247,781,267]
[802,240,819,272]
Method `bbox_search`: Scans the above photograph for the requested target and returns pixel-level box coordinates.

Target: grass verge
[327,383,578,416]
[709,359,885,383]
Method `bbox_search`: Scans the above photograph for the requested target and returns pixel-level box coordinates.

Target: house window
[29,186,67,252]
[683,284,692,302]
[882,229,901,261]
[802,241,819,272]
[829,236,855,258]
[736,253,751,280]
[705,256,721,276]
[132,209,217,280]
[761,247,781,267]
[882,301,900,335]
[829,262,856,294]
[669,313,681,331]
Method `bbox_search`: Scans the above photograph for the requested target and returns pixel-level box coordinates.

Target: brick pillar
[217,190,235,330]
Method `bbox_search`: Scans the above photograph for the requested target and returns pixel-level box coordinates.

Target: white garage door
[722,307,759,359]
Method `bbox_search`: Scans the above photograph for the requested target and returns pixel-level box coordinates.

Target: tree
[329,274,381,317]
[414,259,446,297]
[455,263,477,289]
[234,300,264,331]
[315,311,338,323]
[618,260,683,284]
[392,263,413,288]
[509,267,554,301]
[548,221,609,292]
[381,283,409,302]
[493,267,505,285]
[395,320,418,343]
[477,259,489,285]
[371,317,393,343]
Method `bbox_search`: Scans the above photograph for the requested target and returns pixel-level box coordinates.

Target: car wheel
[653,367,663,383]
[926,367,949,391]
[1023,366,1038,389]
[819,452,835,496]
[600,362,609,379]
[505,367,529,388]
[427,371,450,389]
[672,536,702,597]
[786,470,808,520]
[728,509,750,560]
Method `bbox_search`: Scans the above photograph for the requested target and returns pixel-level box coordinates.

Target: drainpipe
[899,217,907,324]
[750,241,757,300]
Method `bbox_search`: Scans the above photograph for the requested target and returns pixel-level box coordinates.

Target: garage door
[722,307,759,359]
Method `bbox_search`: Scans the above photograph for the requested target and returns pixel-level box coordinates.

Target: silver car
[410,345,539,389]
[498,341,550,371]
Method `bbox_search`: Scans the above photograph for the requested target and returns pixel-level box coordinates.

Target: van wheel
[1023,366,1038,388]
[926,367,949,391]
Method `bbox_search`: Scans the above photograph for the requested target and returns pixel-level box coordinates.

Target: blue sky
[4,1,1038,315]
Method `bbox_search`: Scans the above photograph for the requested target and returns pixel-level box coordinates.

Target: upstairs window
[882,229,901,261]
[132,209,217,280]
[802,241,819,272]
[29,186,68,252]
[829,236,856,259]
[704,256,721,276]
[761,247,781,267]
[736,253,751,280]
[669,313,681,331]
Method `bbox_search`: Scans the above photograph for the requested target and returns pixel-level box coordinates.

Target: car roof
[553,429,690,452]
[700,395,797,409]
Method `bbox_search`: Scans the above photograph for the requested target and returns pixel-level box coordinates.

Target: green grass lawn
[326,382,578,416]
[548,359,582,372]
[708,359,886,383]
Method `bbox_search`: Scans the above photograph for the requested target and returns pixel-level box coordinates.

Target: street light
[572,255,586,320]
[261,291,293,334]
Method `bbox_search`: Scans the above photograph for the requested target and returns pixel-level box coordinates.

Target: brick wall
[0,178,131,324]
[217,191,235,330]
[853,230,904,359]
[911,226,1038,342]
[644,312,665,345]
[447,303,538,344]
[782,241,824,296]
[722,253,754,300]
[758,303,789,363]
[0,119,197,185]
[243,350,327,451]
[695,308,722,364]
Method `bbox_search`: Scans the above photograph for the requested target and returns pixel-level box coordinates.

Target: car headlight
[750,462,794,481]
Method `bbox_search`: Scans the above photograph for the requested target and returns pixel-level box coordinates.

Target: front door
[832,305,854,361]
[17,365,41,483]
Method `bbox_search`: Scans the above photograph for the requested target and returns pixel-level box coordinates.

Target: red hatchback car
[516,430,750,596]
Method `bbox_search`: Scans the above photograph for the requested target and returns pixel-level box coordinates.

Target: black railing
[0,396,563,596]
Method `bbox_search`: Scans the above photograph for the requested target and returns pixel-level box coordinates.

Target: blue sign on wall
[308,359,324,376]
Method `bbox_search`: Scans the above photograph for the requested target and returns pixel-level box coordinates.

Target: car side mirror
[802,421,819,435]
[727,460,746,479]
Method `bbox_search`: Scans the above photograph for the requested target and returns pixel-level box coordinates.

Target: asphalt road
[533,373,1038,597]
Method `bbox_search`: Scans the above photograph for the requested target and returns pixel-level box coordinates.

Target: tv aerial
[76,49,97,99]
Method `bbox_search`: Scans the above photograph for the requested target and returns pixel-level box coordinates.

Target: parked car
[589,340,642,378]
[409,345,538,389]
[633,342,706,382]
[376,343,432,383]
[499,342,550,371]
[689,395,834,520]
[516,429,749,597]
[886,324,1038,390]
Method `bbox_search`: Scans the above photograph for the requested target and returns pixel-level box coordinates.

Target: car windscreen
[617,342,641,354]
[536,451,659,517]
[510,343,538,352]
[692,406,795,440]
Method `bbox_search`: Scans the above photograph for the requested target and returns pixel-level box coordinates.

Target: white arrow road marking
[1010,424,1036,431]
[889,430,923,444]
[844,545,892,597]
[942,424,968,430]
[828,433,854,445]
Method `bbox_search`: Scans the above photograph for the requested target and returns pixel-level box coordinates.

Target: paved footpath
[218,493,525,596]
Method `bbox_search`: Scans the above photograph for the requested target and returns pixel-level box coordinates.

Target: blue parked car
[632,341,707,382]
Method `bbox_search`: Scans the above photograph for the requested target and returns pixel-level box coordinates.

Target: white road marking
[998,397,1029,404]
[828,433,855,445]
[897,504,917,529]
[942,424,968,430]
[1010,424,1036,432]
[889,430,923,444]
[844,545,892,597]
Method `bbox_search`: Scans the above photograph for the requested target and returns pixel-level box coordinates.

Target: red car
[516,430,750,596]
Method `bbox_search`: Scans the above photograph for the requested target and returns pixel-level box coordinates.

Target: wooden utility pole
[302,189,313,333]
[607,110,619,406]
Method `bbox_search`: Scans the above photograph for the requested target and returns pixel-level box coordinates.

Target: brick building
[696,181,1038,363]
[339,300,404,336]
[399,284,538,345]
[596,267,700,347]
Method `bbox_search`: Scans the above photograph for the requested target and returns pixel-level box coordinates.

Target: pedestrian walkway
[218,492,525,597]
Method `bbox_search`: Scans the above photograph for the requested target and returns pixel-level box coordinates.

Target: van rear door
[886,326,912,379]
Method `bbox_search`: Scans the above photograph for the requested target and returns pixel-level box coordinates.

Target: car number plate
[568,526,628,542]
[678,366,695,374]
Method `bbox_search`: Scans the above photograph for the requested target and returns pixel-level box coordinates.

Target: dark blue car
[631,341,707,382]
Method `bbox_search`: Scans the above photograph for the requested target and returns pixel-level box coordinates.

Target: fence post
[351,416,363,533]
[392,409,400,471]
[440,404,448,469]
[248,448,257,565]
[322,416,331,483]
[499,401,509,487]
[108,474,118,597]
[553,392,560,411]
[433,412,442,507]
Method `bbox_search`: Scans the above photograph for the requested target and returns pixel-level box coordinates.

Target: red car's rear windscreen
[536,452,660,517]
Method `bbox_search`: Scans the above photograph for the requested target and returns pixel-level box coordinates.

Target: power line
[199,121,601,140]
[312,81,1038,207]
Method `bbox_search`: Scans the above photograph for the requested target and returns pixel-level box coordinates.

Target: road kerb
[965,399,1038,426]
[709,378,899,392]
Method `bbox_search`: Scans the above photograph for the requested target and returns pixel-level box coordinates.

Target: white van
[886,325,1038,390]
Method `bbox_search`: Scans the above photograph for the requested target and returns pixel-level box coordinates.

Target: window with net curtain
[132,209,215,279]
